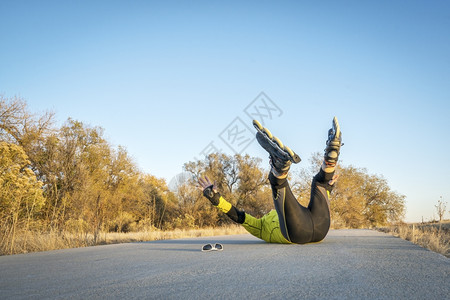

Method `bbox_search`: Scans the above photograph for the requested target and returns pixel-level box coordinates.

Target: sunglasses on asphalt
[202,243,223,252]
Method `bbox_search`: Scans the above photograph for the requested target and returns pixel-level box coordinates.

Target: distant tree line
[0,96,405,253]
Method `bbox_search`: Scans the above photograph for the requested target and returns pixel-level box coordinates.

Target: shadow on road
[141,234,266,246]
[142,239,266,246]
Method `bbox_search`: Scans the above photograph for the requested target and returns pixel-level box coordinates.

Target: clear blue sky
[1,1,449,222]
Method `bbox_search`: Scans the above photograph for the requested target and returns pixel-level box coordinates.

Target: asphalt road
[0,229,448,299]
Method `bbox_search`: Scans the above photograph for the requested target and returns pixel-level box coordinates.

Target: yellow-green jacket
[216,196,291,244]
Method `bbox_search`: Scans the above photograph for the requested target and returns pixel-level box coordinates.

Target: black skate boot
[253,120,301,177]
[324,116,342,167]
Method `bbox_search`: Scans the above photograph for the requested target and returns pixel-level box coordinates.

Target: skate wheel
[284,146,301,163]
[332,116,341,139]
[284,145,295,158]
[252,119,263,131]
[273,136,284,149]
[262,127,273,139]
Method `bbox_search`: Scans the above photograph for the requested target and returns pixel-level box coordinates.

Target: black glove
[203,185,221,206]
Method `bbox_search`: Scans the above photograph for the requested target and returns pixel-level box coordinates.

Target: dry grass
[9,222,449,257]
[377,220,450,258]
[1,225,248,256]
[102,226,248,244]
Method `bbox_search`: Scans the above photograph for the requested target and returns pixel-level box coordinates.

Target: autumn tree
[435,197,447,223]
[330,166,371,228]
[326,165,405,228]
[135,174,179,230]
[0,142,45,254]
[435,196,447,234]
[0,96,55,167]
[184,153,235,226]
[184,153,274,226]
[183,153,237,226]
[1,96,186,247]
[234,154,271,217]
[284,152,405,228]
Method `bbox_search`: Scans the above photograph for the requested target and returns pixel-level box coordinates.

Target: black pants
[269,169,334,244]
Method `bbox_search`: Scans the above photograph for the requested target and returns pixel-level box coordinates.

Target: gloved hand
[198,175,221,206]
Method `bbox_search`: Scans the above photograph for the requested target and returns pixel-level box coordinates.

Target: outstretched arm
[198,176,289,243]
[198,175,245,224]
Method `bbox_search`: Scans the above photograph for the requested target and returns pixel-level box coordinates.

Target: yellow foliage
[0,142,46,255]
